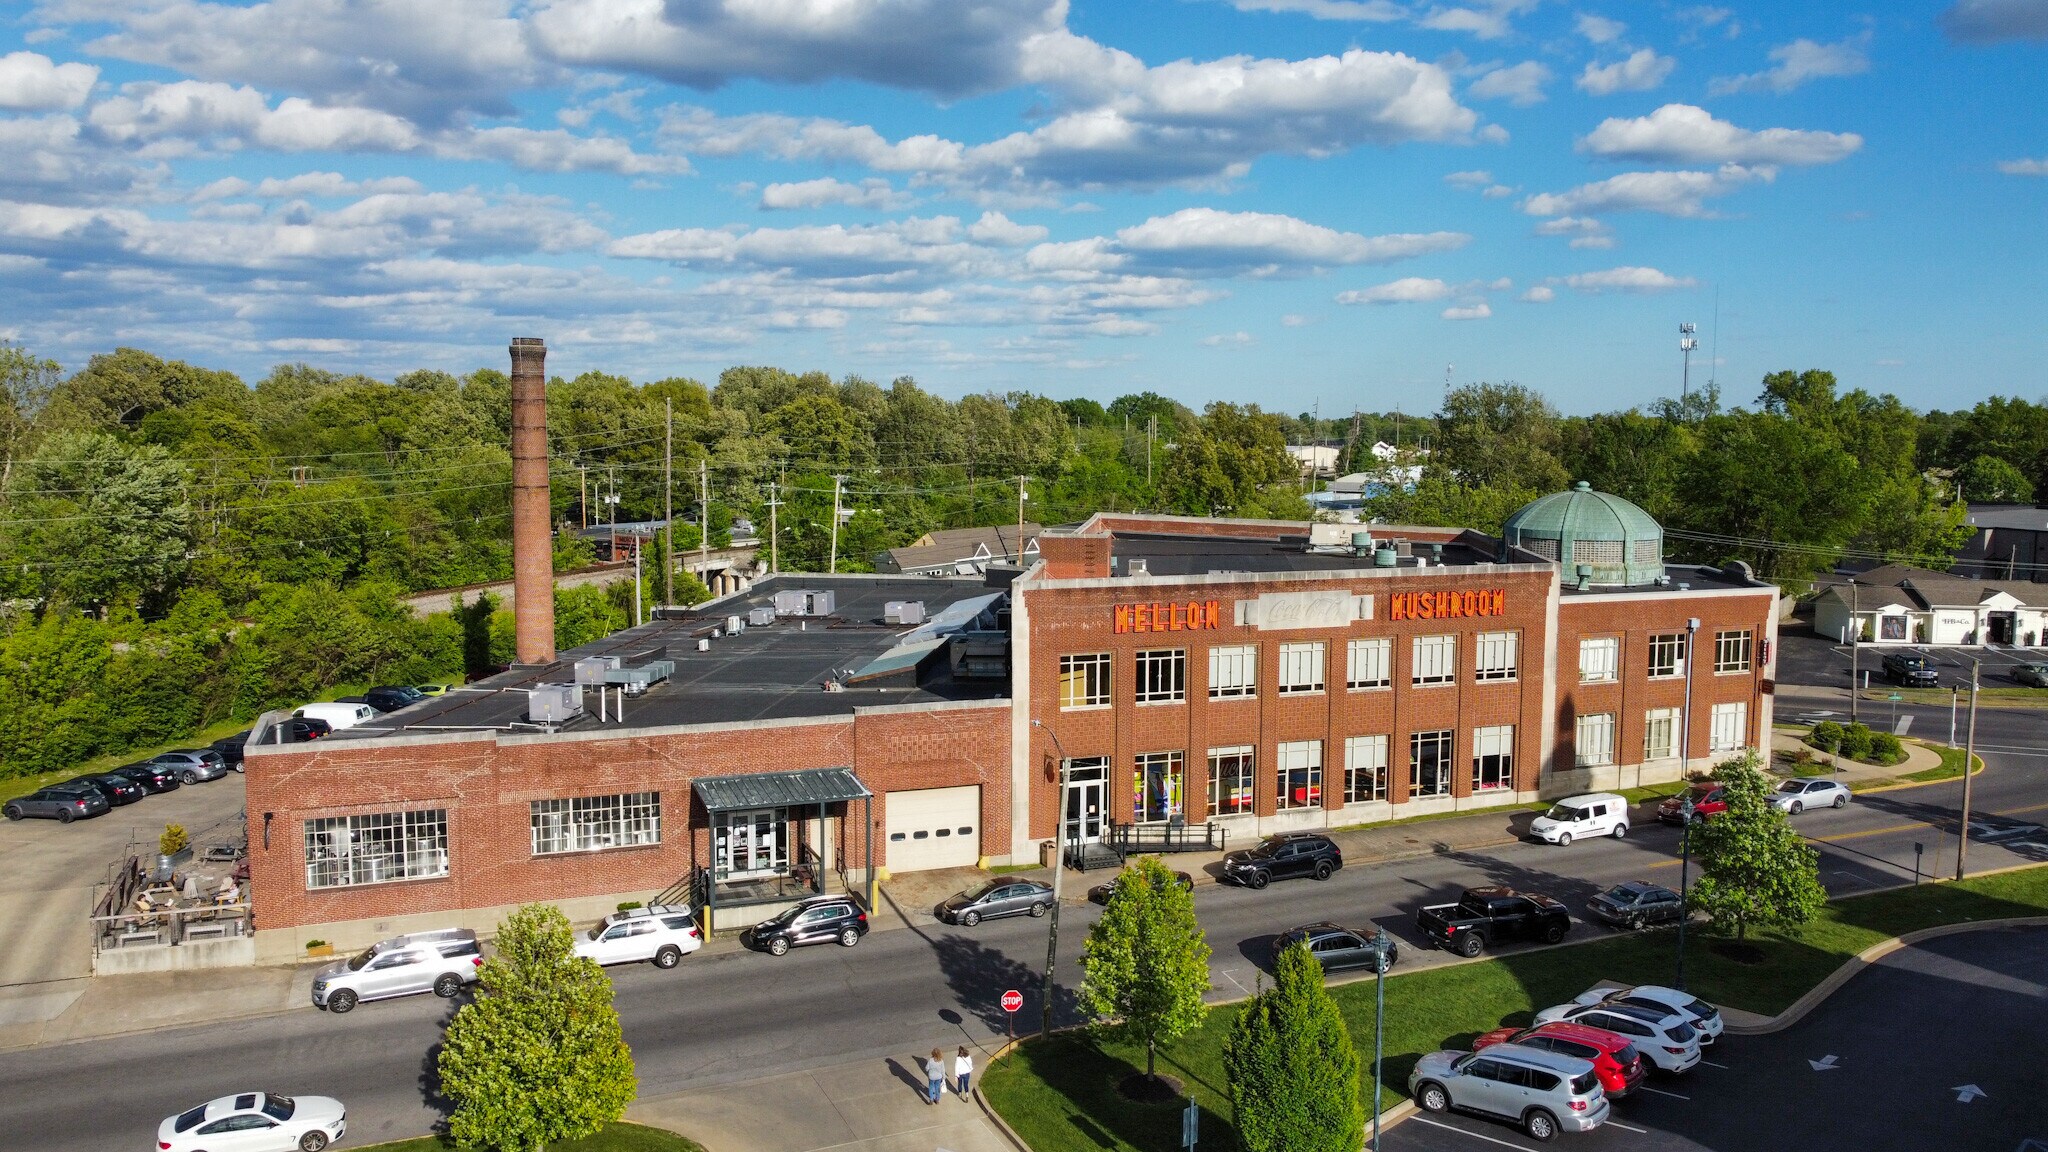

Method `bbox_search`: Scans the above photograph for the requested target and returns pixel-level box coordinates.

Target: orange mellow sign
[1389,588,1507,621]
[1114,600,1223,633]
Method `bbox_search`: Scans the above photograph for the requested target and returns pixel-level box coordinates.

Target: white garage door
[885,786,981,872]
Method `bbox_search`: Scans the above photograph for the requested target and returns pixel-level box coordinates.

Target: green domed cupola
[1501,481,1665,587]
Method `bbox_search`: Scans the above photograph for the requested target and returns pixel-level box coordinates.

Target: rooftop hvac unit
[527,683,582,723]
[725,614,746,635]
[748,606,777,627]
[773,589,837,617]
[605,659,676,696]
[884,600,926,625]
[573,656,619,688]
[1127,558,1149,576]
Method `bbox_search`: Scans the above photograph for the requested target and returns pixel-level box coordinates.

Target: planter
[305,943,334,958]
[153,848,193,882]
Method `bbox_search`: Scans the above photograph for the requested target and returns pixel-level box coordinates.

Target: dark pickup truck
[1415,886,1572,957]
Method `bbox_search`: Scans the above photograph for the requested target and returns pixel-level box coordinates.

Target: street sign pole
[1001,989,1023,1040]
[1182,1096,1198,1151]
[1913,842,1924,887]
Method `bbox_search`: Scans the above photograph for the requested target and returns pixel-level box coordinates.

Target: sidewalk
[632,1054,1017,1152]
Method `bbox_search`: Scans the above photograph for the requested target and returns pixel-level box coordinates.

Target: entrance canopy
[692,767,870,812]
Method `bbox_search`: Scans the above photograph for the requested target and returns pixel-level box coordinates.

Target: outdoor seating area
[92,834,253,954]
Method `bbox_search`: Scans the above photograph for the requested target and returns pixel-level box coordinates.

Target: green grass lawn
[1850,744,1981,792]
[1863,685,2048,707]
[356,1122,702,1151]
[983,864,2048,1152]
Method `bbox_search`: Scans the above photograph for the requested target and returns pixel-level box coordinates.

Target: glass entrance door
[1062,759,1107,844]
[716,809,786,878]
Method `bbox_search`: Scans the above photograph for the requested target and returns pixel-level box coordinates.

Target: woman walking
[924,1048,945,1105]
[954,1046,974,1099]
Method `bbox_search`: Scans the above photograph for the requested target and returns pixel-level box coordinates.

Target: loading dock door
[884,786,981,871]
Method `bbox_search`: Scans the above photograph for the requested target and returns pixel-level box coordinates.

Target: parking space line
[1637,1085,1691,1100]
[1605,1119,1650,1133]
[1408,1117,1536,1149]
[1699,1059,1729,1069]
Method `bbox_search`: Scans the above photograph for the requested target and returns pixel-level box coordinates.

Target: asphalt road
[1383,924,2048,1152]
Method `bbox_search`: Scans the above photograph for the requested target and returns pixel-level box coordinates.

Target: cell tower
[1678,323,1698,401]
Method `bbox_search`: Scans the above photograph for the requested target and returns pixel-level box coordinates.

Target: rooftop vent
[748,606,776,627]
[885,600,927,625]
[773,589,836,617]
[526,683,582,724]
[1128,558,1149,577]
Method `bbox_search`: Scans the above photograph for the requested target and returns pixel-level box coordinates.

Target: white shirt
[955,1053,974,1077]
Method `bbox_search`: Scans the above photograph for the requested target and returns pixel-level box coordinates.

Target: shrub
[1838,723,1873,762]
[305,939,329,950]
[159,823,190,857]
[1809,721,1844,752]
[1869,732,1904,764]
[616,901,643,912]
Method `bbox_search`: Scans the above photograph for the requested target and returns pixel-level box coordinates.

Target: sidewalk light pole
[1956,660,1980,881]
[1031,719,1072,1039]
[1847,580,1860,725]
[1676,790,1697,991]
[1371,927,1390,1151]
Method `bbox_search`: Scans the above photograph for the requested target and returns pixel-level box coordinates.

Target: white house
[1813,565,2048,647]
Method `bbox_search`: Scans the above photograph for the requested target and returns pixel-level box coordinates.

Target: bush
[1837,723,1873,762]
[616,901,643,912]
[1809,721,1844,752]
[159,823,190,857]
[1869,732,1904,764]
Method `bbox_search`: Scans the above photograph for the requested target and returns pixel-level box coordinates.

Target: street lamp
[1371,926,1390,1151]
[1676,791,1697,991]
[1031,719,1073,1039]
[1847,578,1860,725]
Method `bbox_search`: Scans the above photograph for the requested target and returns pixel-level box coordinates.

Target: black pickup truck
[1415,886,1572,957]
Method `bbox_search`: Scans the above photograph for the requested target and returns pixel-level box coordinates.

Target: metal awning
[693,767,871,812]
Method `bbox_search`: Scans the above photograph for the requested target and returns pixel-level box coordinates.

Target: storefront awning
[693,767,870,812]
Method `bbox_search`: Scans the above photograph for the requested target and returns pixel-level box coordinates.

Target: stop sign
[1000,989,1024,1013]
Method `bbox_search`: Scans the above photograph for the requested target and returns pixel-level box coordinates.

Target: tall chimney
[510,337,555,665]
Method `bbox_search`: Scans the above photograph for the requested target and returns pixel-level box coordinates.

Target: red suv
[1471,1020,1647,1098]
[1657,783,1726,826]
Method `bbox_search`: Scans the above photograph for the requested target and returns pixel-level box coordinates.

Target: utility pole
[1015,476,1029,562]
[579,464,588,530]
[1146,416,1155,488]
[1031,720,1072,1040]
[767,481,782,574]
[1957,660,1980,880]
[663,399,674,610]
[1848,579,1860,724]
[827,473,844,574]
[698,457,710,576]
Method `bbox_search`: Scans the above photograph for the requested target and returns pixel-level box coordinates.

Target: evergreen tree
[1224,940,1364,1152]
[437,904,637,1152]
[1688,752,1827,941]
[1078,855,1210,1080]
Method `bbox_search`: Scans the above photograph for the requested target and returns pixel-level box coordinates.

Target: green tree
[438,903,636,1152]
[1431,382,1570,492]
[1224,940,1364,1152]
[1954,454,2034,504]
[0,340,62,490]
[1687,752,1826,942]
[5,431,193,612]
[1159,402,1296,516]
[1079,855,1211,1081]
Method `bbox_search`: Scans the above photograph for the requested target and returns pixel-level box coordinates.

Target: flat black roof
[333,576,1008,739]
[1109,531,1499,577]
[1560,563,1770,596]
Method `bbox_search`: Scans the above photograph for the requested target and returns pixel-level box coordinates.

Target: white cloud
[1674,6,1740,40]
[1444,169,1494,186]
[1469,61,1551,105]
[0,113,161,201]
[1441,301,1490,319]
[1280,313,1312,326]
[1482,184,1515,198]
[1557,266,1696,293]
[1575,13,1627,43]
[1709,35,1870,95]
[454,126,688,175]
[759,177,912,211]
[1336,276,1453,304]
[1576,48,1675,95]
[0,51,99,111]
[1416,0,1543,40]
[1520,285,1555,302]
[1522,164,1773,217]
[193,172,425,200]
[609,216,988,279]
[1999,158,2048,176]
[87,80,424,153]
[1940,0,2048,43]
[968,211,1049,245]
[1199,330,1255,346]
[1109,208,1468,273]
[1533,215,1615,248]
[1579,104,1862,166]
[1226,0,1407,19]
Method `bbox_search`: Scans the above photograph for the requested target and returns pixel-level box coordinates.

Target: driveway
[1775,625,2048,694]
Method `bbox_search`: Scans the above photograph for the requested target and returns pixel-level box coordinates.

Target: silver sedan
[1772,777,1851,814]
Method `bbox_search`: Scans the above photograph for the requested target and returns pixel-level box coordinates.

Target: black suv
[64,773,146,807]
[364,685,428,713]
[743,895,869,956]
[110,761,182,794]
[1881,652,1938,687]
[1220,832,1343,889]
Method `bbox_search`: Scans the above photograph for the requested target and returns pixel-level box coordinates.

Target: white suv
[1530,793,1629,845]
[1410,1043,1610,1141]
[1536,1001,1701,1073]
[573,905,702,969]
[1570,984,1724,1045]
[312,928,482,1014]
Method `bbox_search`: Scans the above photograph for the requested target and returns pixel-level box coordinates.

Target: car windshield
[588,923,611,941]
[1545,804,1588,822]
[175,1105,209,1132]
[961,881,1004,901]
[1776,781,1807,794]
[1599,886,1639,905]
[1683,998,1715,1018]
[261,1095,294,1121]
[1570,1071,1599,1095]
[1248,838,1287,857]
[345,948,377,972]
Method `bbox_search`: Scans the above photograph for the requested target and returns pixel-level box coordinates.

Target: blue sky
[0,0,2042,414]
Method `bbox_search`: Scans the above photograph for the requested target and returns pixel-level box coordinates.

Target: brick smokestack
[510,337,555,665]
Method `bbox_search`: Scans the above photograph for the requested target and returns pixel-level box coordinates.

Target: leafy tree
[1670,411,1866,583]
[763,393,874,469]
[1079,855,1211,1081]
[5,431,193,612]
[1224,940,1364,1152]
[1954,454,2034,504]
[438,903,636,1152]
[1431,382,1570,492]
[1160,402,1295,516]
[0,340,62,490]
[1687,752,1826,942]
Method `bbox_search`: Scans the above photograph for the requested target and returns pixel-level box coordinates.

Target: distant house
[1286,444,1341,478]
[875,523,1042,577]
[1813,563,2048,647]
[1952,504,2048,583]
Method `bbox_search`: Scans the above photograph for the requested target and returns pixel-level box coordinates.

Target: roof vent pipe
[1351,531,1374,557]
[1575,563,1593,591]
[1374,546,1398,568]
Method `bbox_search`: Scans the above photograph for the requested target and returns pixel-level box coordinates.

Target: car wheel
[1029,901,1049,918]
[838,927,861,948]
[1790,800,1803,815]
[434,973,462,998]
[1456,933,1484,958]
[1524,1108,1558,1142]
[300,1131,330,1151]
[1542,920,1568,944]
[1313,861,1334,880]
[767,936,790,956]
[1556,831,1572,846]
[2,805,20,821]
[1611,822,1628,840]
[654,945,682,969]
[55,808,73,824]
[181,771,199,785]
[962,910,981,927]
[1246,870,1270,890]
[1417,1083,1449,1113]
[327,989,357,1014]
[1833,794,1848,809]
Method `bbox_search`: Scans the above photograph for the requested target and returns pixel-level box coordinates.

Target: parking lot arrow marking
[1809,1055,1841,1071]
[1954,1085,1987,1103]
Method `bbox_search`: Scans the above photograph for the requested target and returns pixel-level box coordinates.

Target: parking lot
[1383,925,2048,1152]
[1775,625,2048,694]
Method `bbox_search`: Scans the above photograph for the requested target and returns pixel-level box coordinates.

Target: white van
[1530,792,1629,845]
[295,702,378,730]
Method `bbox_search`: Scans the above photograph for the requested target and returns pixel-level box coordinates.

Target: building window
[1575,714,1616,767]
[1644,707,1679,760]
[1710,702,1749,752]
[1412,634,1457,686]
[1715,630,1753,674]
[1648,632,1688,679]
[1473,726,1515,792]
[1278,642,1326,695]
[1276,740,1323,810]
[1134,649,1187,704]
[305,809,448,890]
[1410,730,1454,798]
[1474,631,1519,682]
[1209,644,1257,699]
[1346,637,1392,691]
[1344,735,1389,804]
[1133,751,1185,823]
[1579,636,1619,683]
[531,792,661,856]
[1059,653,1111,709]
[1208,746,1255,815]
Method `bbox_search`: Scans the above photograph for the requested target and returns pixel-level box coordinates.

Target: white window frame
[1644,707,1680,761]
[1277,641,1326,695]
[305,809,449,890]
[1276,740,1323,811]
[1474,631,1519,682]
[1344,735,1389,804]
[1412,634,1457,686]
[1710,702,1748,752]
[1579,636,1619,683]
[1208,644,1257,699]
[1574,714,1616,767]
[1472,725,1515,793]
[1409,729,1454,798]
[1134,648,1187,705]
[1346,637,1392,691]
[1208,746,1255,815]
[1648,632,1688,680]
[1715,630,1753,674]
[531,792,661,856]
[1059,652,1111,710]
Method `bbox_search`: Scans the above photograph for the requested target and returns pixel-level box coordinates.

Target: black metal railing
[1106,818,1227,856]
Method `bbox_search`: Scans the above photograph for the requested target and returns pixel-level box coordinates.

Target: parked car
[573,905,702,968]
[63,773,146,807]
[936,879,1054,926]
[1087,868,1194,905]
[1219,832,1342,889]
[1274,921,1398,974]
[1529,793,1629,845]
[1656,783,1727,826]
[1881,652,1939,687]
[212,731,251,770]
[158,1093,346,1152]
[285,717,333,743]
[311,928,483,1014]
[149,748,232,784]
[1585,882,1683,930]
[2015,663,2048,688]
[295,702,377,730]
[109,760,182,794]
[1568,984,1724,1046]
[1533,1001,1701,1074]
[364,685,428,713]
[743,895,869,956]
[1471,1021,1647,1098]
[1,784,110,823]
[1416,887,1572,957]
[1409,1043,1610,1141]
[415,684,451,697]
[1772,778,1850,814]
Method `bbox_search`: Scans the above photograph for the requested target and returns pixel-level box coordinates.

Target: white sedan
[158,1093,345,1152]
[1772,778,1851,815]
